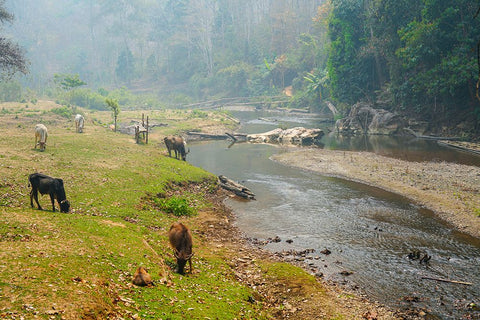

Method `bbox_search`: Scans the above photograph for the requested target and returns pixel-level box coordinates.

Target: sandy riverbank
[272,148,480,239]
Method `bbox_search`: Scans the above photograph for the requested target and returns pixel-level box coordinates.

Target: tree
[395,0,480,119]
[115,47,135,84]
[105,98,120,132]
[327,0,369,104]
[54,73,87,91]
[0,1,27,79]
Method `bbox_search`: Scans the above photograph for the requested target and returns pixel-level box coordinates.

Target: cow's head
[60,199,70,213]
[37,142,46,151]
[174,250,194,274]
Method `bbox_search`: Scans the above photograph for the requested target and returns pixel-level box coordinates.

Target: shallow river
[188,110,480,319]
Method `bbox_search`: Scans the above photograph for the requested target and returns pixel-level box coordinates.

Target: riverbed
[188,110,480,319]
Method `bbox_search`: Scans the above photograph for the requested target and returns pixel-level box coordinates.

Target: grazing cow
[168,222,194,274]
[164,135,189,161]
[34,124,48,151]
[75,114,85,133]
[28,173,70,213]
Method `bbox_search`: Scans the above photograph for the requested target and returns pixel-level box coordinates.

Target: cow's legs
[31,189,42,210]
[49,193,56,212]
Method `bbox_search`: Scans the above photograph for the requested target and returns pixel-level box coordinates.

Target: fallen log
[187,131,248,141]
[403,128,461,141]
[218,175,255,200]
[421,276,472,286]
[225,132,237,141]
[188,132,228,139]
[437,141,480,156]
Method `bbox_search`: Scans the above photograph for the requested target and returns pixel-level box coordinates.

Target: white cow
[75,114,85,133]
[34,124,48,151]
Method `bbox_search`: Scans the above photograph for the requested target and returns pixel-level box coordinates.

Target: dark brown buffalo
[29,173,70,213]
[168,222,193,274]
[164,135,188,161]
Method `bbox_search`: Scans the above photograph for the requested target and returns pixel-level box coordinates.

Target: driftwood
[218,175,255,200]
[437,141,480,156]
[187,131,247,141]
[421,276,472,286]
[225,132,237,141]
[188,132,228,140]
[403,128,461,141]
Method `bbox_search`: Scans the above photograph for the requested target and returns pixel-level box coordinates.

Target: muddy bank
[272,148,480,239]
[199,189,404,319]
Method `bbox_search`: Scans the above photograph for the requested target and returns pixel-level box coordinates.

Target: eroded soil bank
[272,147,480,239]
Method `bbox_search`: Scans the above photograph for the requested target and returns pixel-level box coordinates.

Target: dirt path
[272,148,480,239]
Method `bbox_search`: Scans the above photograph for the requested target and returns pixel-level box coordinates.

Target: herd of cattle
[29,113,194,276]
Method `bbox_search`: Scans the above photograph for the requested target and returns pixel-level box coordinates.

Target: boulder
[247,127,324,145]
[335,102,406,135]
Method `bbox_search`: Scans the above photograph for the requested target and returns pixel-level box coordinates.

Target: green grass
[0,101,368,319]
[0,104,271,319]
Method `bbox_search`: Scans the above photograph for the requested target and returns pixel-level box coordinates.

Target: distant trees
[0,1,27,79]
[5,0,480,134]
[116,47,135,85]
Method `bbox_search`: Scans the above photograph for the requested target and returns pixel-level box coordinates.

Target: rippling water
[188,111,480,319]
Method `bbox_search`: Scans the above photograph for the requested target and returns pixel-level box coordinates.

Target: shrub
[51,105,73,119]
[157,196,195,217]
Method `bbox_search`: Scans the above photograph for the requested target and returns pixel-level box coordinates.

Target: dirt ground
[272,146,480,239]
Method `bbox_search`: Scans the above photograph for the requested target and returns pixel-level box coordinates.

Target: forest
[2,0,480,138]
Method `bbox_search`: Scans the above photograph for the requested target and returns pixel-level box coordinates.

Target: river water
[187,110,480,319]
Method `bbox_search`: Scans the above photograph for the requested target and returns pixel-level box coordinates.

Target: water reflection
[230,109,480,166]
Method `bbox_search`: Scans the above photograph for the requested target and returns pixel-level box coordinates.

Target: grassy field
[0,101,394,319]
[0,101,267,319]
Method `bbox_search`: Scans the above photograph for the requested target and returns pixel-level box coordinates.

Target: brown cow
[168,222,193,274]
[164,135,189,161]
[34,124,48,151]
[132,266,153,287]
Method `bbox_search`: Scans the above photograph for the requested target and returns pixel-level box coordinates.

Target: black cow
[29,173,70,213]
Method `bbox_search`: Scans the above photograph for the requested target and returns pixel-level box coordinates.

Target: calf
[132,266,153,287]
[164,135,189,161]
[29,173,70,213]
[34,124,48,151]
[168,222,194,274]
[75,114,85,133]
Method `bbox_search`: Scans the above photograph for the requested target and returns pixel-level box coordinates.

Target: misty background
[2,0,480,137]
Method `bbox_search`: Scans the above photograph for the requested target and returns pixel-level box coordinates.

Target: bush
[157,196,195,216]
[51,105,73,119]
